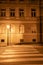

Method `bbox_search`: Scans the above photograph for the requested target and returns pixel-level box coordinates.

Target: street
[0,44,43,65]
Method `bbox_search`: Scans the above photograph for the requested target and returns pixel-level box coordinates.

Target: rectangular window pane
[10,9,15,17]
[19,0,24,2]
[10,12,15,17]
[31,9,36,11]
[0,0,7,4]
[29,0,36,3]
[31,9,36,17]
[19,9,24,17]
[9,0,16,3]
[0,9,6,17]
[9,0,15,1]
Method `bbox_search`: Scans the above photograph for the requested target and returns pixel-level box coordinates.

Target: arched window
[19,25,24,33]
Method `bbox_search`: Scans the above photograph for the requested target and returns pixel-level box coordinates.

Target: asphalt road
[0,44,43,65]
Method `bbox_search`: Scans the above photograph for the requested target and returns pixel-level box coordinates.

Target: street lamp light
[7,25,10,46]
[7,25,10,29]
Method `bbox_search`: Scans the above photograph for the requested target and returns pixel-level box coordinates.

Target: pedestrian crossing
[0,45,43,65]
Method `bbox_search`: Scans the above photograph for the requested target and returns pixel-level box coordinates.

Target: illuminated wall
[0,0,43,46]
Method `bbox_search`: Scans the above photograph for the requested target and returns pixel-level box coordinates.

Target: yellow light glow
[7,25,10,29]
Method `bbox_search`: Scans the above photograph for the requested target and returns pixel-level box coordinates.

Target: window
[19,0,24,2]
[1,39,5,42]
[20,39,24,43]
[32,39,36,42]
[9,0,16,3]
[0,9,6,17]
[31,24,37,33]
[10,9,15,17]
[9,0,15,1]
[31,9,36,17]
[19,9,24,17]
[30,0,35,2]
[19,25,24,33]
[29,0,36,3]
[0,0,7,4]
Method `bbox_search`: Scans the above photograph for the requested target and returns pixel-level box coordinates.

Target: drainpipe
[39,0,42,44]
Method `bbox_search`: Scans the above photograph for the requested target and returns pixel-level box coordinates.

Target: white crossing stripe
[2,51,39,54]
[0,58,43,62]
[0,54,43,58]
[0,45,43,65]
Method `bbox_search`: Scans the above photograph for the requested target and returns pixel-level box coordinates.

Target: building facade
[0,0,43,46]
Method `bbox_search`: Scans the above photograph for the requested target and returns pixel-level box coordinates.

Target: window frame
[0,9,6,17]
[31,9,36,17]
[0,0,7,4]
[10,9,15,17]
[19,0,24,2]
[9,0,16,3]
[19,9,24,17]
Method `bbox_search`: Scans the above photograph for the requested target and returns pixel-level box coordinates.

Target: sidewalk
[0,44,43,54]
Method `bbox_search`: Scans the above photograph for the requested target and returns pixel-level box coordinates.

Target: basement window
[32,39,36,42]
[20,39,24,43]
[1,39,5,42]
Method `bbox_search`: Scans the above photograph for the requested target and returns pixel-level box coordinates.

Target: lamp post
[7,25,10,46]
